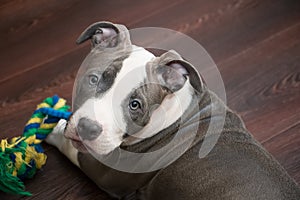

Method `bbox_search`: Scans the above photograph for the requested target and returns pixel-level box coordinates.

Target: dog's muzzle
[77,117,102,140]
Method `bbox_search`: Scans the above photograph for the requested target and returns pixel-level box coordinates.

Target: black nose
[77,117,102,141]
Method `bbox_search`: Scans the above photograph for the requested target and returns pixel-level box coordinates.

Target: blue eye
[89,75,98,85]
[129,99,141,111]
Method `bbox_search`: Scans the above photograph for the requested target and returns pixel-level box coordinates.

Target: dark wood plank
[1,0,299,102]
[132,0,300,62]
[0,0,185,102]
[219,22,300,142]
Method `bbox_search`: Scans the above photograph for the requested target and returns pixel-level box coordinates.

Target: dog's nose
[77,117,102,140]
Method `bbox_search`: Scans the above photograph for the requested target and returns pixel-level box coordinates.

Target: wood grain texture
[0,0,299,199]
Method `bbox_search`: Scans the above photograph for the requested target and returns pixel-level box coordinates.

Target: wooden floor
[0,0,299,199]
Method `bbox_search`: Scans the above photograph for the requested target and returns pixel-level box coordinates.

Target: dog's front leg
[45,119,79,167]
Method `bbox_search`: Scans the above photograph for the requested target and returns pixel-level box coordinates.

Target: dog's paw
[45,119,67,149]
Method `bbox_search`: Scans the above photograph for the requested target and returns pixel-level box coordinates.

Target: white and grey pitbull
[46,21,300,200]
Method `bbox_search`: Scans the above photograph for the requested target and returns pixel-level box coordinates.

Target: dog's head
[65,22,203,155]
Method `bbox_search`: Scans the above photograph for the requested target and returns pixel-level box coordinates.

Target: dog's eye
[129,99,141,111]
[89,75,98,85]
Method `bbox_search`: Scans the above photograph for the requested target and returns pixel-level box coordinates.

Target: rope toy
[0,95,72,196]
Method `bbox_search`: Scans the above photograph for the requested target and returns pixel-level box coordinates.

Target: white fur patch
[46,119,79,167]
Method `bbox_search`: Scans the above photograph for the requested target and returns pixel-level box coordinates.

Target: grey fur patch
[73,54,130,111]
[122,82,169,137]
[96,55,129,95]
[73,22,132,112]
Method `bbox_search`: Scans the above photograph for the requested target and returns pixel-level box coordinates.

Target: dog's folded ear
[156,60,188,92]
[153,50,203,93]
[76,21,130,48]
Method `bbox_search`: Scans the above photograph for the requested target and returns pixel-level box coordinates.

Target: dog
[46,21,300,199]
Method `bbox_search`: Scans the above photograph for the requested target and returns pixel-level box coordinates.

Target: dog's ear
[76,22,120,48]
[154,50,203,92]
[156,60,188,92]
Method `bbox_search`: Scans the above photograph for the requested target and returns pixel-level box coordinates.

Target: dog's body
[46,22,300,199]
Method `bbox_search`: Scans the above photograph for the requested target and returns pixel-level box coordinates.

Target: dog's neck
[121,85,226,153]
